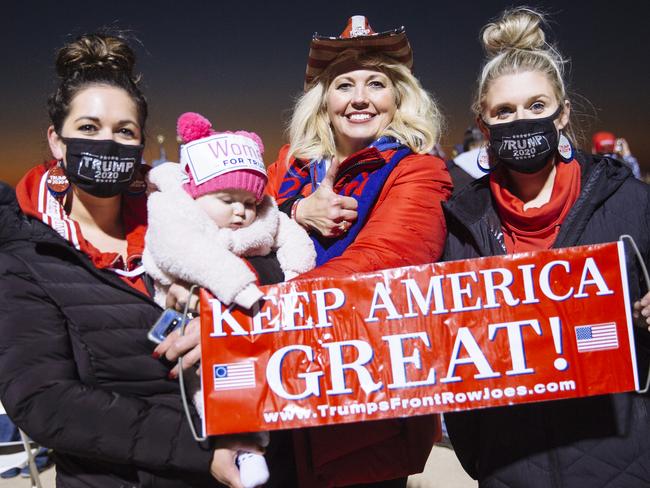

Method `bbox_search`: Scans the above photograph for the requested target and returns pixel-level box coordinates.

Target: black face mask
[484,107,562,174]
[61,138,144,198]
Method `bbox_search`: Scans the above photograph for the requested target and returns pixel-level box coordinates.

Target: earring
[127,165,148,196]
[557,132,574,163]
[476,144,493,173]
[46,162,70,199]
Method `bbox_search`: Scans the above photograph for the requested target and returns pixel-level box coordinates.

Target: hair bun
[55,34,136,79]
[482,7,546,57]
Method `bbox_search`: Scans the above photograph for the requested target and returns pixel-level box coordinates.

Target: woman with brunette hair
[0,33,258,487]
[443,7,650,487]
[263,15,452,487]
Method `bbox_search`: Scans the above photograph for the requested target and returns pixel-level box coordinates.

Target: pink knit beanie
[177,112,267,202]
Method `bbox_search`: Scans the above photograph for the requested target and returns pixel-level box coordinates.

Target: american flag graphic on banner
[213,361,256,391]
[575,323,619,352]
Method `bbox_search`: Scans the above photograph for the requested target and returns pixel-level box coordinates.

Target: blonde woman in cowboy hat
[264,15,453,488]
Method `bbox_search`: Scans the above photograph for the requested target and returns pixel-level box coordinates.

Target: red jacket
[267,144,452,279]
[266,144,453,486]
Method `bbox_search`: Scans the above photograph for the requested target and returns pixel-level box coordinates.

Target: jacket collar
[0,180,61,247]
[2,165,153,304]
[443,174,493,227]
[554,152,631,247]
[443,175,506,257]
[443,152,633,254]
[15,161,148,271]
[0,189,154,305]
[310,137,402,191]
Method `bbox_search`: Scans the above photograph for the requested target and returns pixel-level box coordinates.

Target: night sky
[1,0,648,186]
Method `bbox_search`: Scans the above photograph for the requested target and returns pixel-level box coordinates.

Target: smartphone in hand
[148,309,193,344]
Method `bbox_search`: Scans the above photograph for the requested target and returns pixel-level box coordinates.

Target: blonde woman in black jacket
[442,8,650,488]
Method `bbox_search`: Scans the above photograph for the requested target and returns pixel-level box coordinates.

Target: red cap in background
[592,131,616,154]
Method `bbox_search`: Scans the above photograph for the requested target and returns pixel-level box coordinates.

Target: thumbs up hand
[294,158,358,237]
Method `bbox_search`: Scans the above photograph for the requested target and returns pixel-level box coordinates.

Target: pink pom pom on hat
[177,112,267,202]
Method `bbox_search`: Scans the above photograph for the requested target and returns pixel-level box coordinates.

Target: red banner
[198,242,639,436]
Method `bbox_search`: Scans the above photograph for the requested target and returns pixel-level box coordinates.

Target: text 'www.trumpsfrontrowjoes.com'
[262,379,577,424]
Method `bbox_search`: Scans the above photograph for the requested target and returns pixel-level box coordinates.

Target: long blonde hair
[288,51,442,161]
[475,7,578,142]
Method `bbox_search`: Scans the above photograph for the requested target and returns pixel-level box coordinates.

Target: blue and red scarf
[277,137,412,266]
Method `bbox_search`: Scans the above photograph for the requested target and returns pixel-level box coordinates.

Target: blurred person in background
[592,130,641,179]
[446,125,486,194]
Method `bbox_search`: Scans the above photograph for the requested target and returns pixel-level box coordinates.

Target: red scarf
[15,161,149,294]
[490,160,581,253]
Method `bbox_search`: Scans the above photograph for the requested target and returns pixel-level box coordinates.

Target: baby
[143,112,316,487]
[144,112,315,309]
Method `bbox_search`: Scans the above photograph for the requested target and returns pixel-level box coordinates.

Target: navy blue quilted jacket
[442,153,650,488]
[0,182,218,488]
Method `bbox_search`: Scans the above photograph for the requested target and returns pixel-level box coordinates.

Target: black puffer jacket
[442,153,650,488]
[0,182,221,488]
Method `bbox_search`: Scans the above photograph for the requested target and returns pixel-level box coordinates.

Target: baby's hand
[166,281,200,312]
[237,452,269,488]
[633,290,650,331]
[233,283,264,310]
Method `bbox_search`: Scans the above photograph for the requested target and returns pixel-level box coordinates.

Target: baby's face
[196,189,257,230]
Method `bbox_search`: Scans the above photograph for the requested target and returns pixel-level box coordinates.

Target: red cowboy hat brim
[304,27,413,90]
